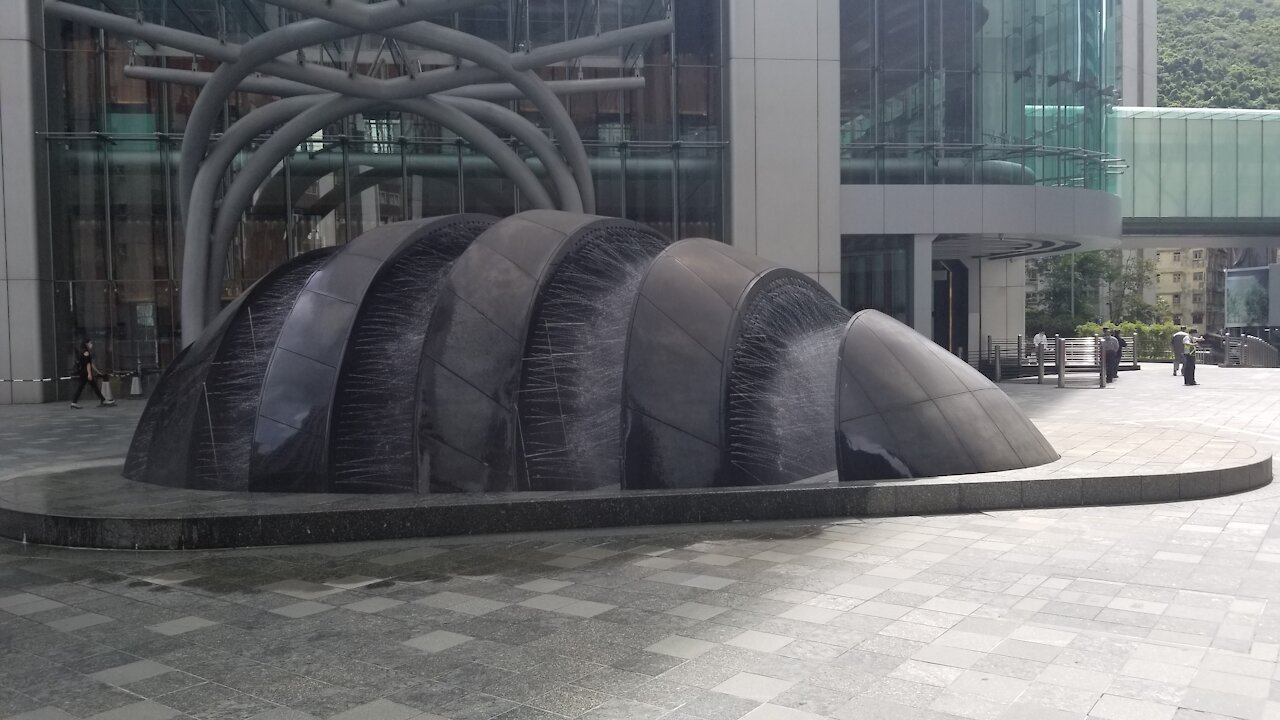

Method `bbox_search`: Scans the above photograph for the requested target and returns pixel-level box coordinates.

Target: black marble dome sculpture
[127,211,1057,493]
[836,309,1060,481]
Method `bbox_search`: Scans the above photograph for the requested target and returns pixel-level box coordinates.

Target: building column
[727,0,841,297]
[912,235,935,334]
[0,0,53,404]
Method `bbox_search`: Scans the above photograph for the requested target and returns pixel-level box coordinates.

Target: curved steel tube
[203,95,554,322]
[124,66,647,103]
[266,0,599,214]
[439,96,580,212]
[181,94,328,344]
[48,0,673,342]
[179,0,488,224]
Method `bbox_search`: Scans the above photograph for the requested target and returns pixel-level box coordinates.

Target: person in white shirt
[1170,326,1189,376]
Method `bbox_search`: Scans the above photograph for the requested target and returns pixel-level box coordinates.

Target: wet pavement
[1,364,1280,719]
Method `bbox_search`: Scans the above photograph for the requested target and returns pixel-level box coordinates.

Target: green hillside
[1158,0,1280,109]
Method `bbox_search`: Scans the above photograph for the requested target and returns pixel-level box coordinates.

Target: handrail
[985,335,1139,377]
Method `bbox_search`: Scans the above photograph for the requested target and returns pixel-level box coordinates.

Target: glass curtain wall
[841,235,912,323]
[1116,108,1280,220]
[839,0,1118,188]
[43,0,726,393]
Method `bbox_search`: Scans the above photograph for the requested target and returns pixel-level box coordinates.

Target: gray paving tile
[269,601,332,619]
[88,659,173,686]
[83,701,182,720]
[403,630,473,653]
[8,371,1280,720]
[2,709,79,720]
[45,613,112,632]
[712,672,795,702]
[327,699,422,720]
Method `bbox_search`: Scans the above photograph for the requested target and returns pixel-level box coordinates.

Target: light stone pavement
[1,364,1280,720]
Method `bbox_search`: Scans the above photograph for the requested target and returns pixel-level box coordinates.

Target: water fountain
[53,0,1058,500]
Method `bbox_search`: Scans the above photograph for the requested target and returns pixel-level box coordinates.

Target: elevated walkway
[1117,107,1280,236]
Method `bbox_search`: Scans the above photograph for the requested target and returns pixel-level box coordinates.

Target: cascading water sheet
[726,279,851,485]
[518,227,670,490]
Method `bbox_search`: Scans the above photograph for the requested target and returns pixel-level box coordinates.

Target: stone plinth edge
[0,452,1270,550]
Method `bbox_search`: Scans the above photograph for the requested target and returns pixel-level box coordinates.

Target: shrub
[1072,320,1177,361]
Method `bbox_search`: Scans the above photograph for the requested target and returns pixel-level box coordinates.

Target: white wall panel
[882,187,936,235]
[754,0,818,60]
[841,186,885,234]
[754,60,819,272]
[932,187,984,234]
[728,58,758,255]
[817,58,841,274]
[983,186,1036,234]
[727,0,756,59]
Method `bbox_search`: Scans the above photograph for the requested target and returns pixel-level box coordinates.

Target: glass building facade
[839,0,1118,189]
[1116,107,1280,220]
[42,0,725,382]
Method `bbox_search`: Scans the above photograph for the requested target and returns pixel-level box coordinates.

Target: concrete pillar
[727,0,841,297]
[0,0,53,404]
[912,235,934,334]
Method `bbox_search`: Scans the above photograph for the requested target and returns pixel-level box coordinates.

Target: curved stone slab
[836,309,1058,482]
[124,248,338,488]
[419,210,652,494]
[249,215,494,492]
[621,238,838,490]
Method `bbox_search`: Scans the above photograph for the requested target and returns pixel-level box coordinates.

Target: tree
[1158,0,1280,110]
[1026,252,1109,335]
[1102,251,1158,323]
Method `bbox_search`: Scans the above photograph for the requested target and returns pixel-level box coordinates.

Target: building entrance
[933,260,969,360]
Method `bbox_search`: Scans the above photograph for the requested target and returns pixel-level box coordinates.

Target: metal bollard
[994,347,1001,383]
[1097,335,1106,388]
[1056,335,1065,389]
[1037,345,1044,384]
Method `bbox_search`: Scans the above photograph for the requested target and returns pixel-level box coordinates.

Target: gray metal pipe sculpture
[184,95,329,336]
[205,94,555,322]
[181,93,579,330]
[262,0,599,215]
[177,0,495,220]
[45,0,669,344]
[124,65,646,103]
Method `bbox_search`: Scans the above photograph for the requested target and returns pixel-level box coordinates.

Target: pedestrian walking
[1102,332,1120,382]
[1183,330,1199,386]
[70,339,116,409]
[1171,326,1189,376]
[1111,329,1126,380]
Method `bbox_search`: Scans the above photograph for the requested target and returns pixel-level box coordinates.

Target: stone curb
[0,455,1270,550]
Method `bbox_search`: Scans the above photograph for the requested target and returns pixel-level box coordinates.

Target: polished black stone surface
[125,248,338,490]
[126,218,497,495]
[420,211,669,494]
[251,216,495,492]
[130,212,1063,503]
[622,239,846,490]
[836,310,1060,482]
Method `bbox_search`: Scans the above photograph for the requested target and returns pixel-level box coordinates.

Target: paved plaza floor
[3,364,1280,720]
